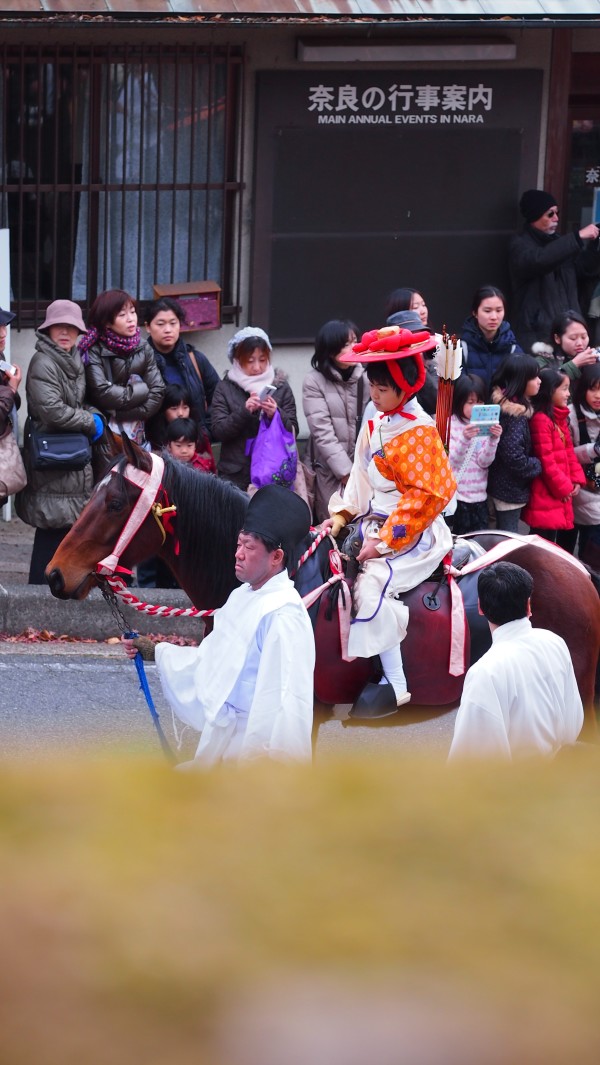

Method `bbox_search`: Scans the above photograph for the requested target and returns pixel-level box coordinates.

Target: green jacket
[532,342,581,383]
[16,331,97,529]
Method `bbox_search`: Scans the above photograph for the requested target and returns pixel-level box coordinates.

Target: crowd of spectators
[2,185,600,585]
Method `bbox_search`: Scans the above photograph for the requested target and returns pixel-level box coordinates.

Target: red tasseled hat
[338,325,432,404]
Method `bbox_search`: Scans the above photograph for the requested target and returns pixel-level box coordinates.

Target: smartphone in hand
[259,384,277,401]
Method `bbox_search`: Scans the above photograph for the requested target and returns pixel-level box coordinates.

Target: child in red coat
[523,368,586,541]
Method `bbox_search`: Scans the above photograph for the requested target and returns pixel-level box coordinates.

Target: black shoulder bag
[27,417,92,472]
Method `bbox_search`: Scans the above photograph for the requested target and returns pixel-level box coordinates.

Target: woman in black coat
[211,326,298,491]
[80,289,164,445]
[487,353,542,532]
[144,297,219,440]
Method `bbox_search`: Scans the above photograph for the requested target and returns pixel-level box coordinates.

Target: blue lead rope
[124,630,175,763]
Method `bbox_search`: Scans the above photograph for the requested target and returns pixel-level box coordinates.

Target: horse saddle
[314,530,488,707]
[341,524,483,570]
[291,531,375,705]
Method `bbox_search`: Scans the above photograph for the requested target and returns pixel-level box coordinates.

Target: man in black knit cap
[508,188,600,352]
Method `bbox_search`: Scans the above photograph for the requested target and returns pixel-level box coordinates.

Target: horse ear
[122,433,153,473]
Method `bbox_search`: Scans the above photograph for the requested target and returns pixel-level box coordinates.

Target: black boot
[349,681,411,720]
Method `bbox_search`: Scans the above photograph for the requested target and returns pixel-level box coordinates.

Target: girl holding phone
[211,327,298,490]
[448,373,502,535]
[533,310,599,384]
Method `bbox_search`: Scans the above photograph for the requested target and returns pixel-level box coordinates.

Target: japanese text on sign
[308,83,493,125]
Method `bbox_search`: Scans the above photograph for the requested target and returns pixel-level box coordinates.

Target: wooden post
[544,28,572,204]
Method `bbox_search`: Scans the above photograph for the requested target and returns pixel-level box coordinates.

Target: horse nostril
[47,568,64,596]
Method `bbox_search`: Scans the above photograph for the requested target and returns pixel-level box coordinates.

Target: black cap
[0,306,15,327]
[242,485,311,560]
[386,309,427,331]
[519,189,557,223]
[385,309,436,352]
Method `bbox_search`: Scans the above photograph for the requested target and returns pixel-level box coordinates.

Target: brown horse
[47,435,600,733]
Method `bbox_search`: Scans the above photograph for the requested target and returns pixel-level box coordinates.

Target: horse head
[46,435,166,600]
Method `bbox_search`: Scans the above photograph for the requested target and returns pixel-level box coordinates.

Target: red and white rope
[101,527,332,620]
[103,574,217,619]
[291,527,329,574]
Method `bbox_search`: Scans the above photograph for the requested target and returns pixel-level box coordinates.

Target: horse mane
[161,456,249,605]
[112,453,316,606]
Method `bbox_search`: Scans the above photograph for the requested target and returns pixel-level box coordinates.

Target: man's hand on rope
[321,515,348,538]
[121,634,156,661]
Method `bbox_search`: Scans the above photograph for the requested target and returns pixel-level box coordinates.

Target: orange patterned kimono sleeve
[374,424,456,549]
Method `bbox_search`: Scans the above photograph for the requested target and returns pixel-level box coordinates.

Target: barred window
[0,43,244,327]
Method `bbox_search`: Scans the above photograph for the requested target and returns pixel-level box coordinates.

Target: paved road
[0,644,458,762]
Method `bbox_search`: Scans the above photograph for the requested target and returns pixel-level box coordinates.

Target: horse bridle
[96,452,177,577]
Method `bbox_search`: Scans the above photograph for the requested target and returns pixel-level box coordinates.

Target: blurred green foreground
[2,749,600,1065]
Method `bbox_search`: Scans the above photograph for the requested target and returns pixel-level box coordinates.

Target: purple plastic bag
[247,409,298,489]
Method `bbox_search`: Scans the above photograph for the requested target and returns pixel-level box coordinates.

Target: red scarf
[383,357,426,418]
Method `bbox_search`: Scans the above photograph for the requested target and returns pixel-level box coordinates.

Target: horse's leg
[312,700,333,757]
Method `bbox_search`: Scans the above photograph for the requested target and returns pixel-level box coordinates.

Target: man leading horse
[122,485,315,767]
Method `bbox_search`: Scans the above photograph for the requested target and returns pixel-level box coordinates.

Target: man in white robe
[124,486,315,766]
[448,561,583,761]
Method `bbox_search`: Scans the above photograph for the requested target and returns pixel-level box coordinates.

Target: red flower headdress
[338,325,433,408]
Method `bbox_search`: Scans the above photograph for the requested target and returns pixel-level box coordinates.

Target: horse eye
[107,497,124,513]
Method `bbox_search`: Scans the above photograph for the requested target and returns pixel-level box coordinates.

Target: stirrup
[349,681,411,720]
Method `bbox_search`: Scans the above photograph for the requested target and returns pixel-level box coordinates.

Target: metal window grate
[0,42,244,328]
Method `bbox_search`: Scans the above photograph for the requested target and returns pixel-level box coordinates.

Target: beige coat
[302,363,368,523]
[569,403,600,526]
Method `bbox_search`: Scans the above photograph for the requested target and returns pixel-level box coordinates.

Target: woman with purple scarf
[80,289,164,446]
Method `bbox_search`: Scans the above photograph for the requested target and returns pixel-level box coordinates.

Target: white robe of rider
[329,401,454,659]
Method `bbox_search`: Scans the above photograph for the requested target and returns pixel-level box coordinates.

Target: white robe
[448,618,584,760]
[330,400,453,657]
[155,569,315,766]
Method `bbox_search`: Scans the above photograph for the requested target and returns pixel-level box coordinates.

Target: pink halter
[96,453,165,576]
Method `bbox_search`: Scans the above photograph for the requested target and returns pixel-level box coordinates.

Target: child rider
[324,325,456,718]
